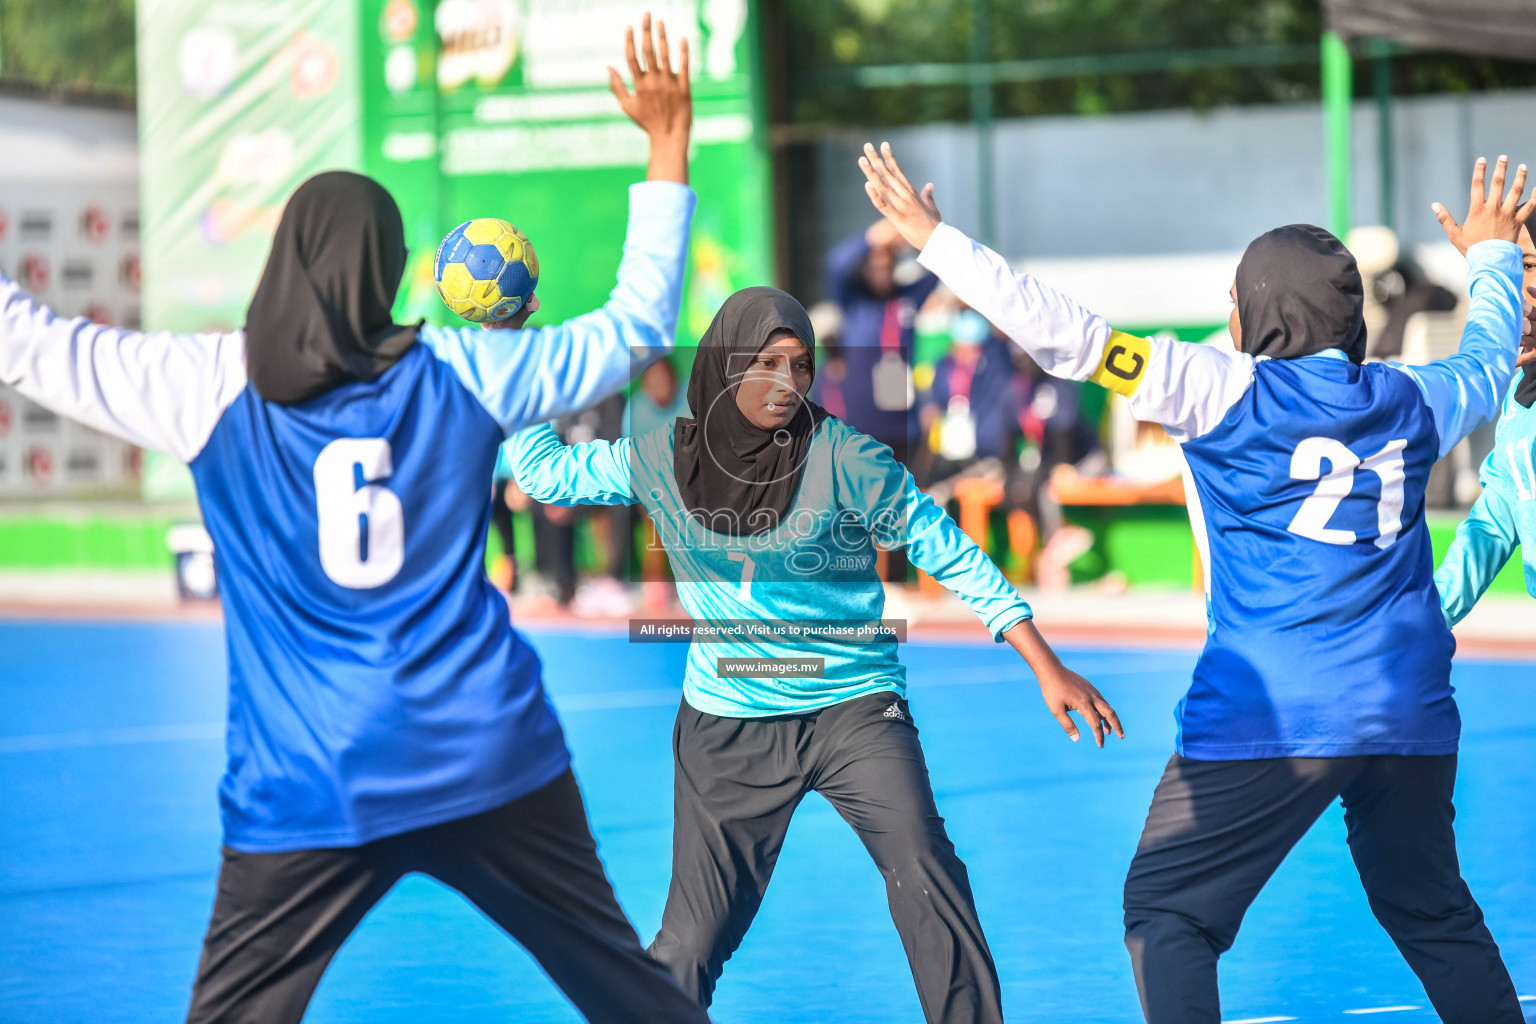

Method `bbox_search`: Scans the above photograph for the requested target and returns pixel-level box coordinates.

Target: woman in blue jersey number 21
[508,285,1122,1024]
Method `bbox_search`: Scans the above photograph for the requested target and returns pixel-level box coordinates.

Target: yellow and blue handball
[433,218,540,323]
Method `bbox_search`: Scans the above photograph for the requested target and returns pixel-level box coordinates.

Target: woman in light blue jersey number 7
[508,284,1121,1024]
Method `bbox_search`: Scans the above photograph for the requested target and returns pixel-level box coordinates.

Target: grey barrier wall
[0,95,141,497]
[790,87,1536,298]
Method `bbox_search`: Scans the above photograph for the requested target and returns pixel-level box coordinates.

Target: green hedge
[1058,508,1525,594]
[0,507,1525,600]
[0,513,185,569]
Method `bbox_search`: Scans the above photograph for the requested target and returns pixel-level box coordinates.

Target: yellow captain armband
[1088,330,1151,397]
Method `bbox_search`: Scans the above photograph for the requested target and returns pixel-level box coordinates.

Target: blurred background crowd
[488,206,1489,617]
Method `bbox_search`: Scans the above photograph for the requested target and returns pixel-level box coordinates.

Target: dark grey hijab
[673,287,828,536]
[1235,224,1367,365]
[1518,360,1536,408]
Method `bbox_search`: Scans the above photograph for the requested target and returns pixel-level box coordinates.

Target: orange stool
[918,476,1008,596]
[1006,508,1038,583]
[954,476,1004,545]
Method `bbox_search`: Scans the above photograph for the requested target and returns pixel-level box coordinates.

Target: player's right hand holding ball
[608,12,691,186]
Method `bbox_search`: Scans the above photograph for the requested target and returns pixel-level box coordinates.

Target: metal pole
[970,0,995,248]
[1373,40,1394,230]
[1321,31,1353,239]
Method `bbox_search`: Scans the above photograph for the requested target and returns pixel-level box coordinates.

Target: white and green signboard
[136,0,771,494]
[360,0,770,340]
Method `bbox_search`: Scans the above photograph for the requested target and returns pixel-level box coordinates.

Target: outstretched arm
[506,421,639,506]
[1001,619,1123,746]
[1435,441,1522,628]
[420,15,695,433]
[1397,157,1534,456]
[0,277,247,462]
[858,141,1253,442]
[834,427,1123,745]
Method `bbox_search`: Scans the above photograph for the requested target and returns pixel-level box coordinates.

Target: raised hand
[608,13,691,184]
[1432,156,1535,255]
[858,141,943,250]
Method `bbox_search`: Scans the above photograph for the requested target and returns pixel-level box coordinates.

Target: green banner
[136,0,365,497]
[135,1,770,496]
[358,0,772,344]
[136,0,364,333]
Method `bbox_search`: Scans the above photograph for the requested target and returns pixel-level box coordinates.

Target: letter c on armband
[1088,330,1151,397]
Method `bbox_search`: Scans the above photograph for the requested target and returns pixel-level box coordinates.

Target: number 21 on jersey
[1286,436,1407,549]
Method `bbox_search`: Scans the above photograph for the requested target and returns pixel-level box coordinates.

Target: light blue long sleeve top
[508,416,1032,716]
[1435,377,1536,626]
[421,181,695,434]
[1390,241,1527,459]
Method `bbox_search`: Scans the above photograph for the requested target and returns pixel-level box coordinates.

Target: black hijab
[1234,224,1367,365]
[244,171,419,405]
[673,287,828,536]
[1519,358,1536,408]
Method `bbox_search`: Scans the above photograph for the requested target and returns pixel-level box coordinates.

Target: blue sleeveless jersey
[915,225,1522,762]
[1179,355,1456,758]
[190,344,571,850]
[0,181,696,852]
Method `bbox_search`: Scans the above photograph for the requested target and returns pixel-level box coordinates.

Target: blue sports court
[1,619,1531,1023]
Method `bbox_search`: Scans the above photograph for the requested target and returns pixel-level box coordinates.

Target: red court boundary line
[3,602,1533,660]
[0,601,223,623]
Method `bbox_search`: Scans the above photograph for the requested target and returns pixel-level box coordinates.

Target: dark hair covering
[673,287,828,536]
[244,171,419,405]
[1234,224,1367,365]
[1519,357,1536,408]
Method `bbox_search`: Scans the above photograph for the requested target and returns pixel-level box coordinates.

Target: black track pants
[1122,754,1521,1024]
[648,692,1002,1024]
[185,770,708,1024]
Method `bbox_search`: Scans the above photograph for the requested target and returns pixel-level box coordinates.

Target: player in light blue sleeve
[1436,226,1536,624]
[508,284,1121,1024]
[861,143,1531,1024]
[0,19,711,1024]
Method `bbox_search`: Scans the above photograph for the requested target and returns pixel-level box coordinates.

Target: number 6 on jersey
[314,438,405,588]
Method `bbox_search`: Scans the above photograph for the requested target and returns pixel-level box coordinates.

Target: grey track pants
[185,770,708,1024]
[648,692,1003,1024]
[1123,754,1522,1024]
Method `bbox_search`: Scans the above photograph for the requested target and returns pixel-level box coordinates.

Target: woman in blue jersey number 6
[0,17,710,1024]
[508,284,1122,1024]
[860,142,1532,1024]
